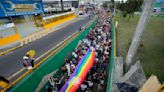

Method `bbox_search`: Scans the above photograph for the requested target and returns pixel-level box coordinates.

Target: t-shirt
[87,81,93,87]
[23,59,32,67]
[65,63,71,76]
[80,84,87,91]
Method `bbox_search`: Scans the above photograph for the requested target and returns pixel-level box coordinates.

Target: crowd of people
[46,9,112,92]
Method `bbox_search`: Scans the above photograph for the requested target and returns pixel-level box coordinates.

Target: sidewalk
[16,21,44,38]
[0,21,44,53]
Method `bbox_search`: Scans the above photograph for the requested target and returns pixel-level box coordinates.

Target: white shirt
[49,77,55,86]
[80,84,87,91]
[87,81,93,87]
[65,63,71,76]
[23,56,29,60]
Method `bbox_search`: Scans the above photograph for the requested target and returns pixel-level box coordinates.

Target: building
[42,0,78,16]
[0,0,45,47]
[0,0,79,49]
[0,0,44,23]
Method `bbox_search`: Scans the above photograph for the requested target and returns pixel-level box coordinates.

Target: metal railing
[106,19,116,92]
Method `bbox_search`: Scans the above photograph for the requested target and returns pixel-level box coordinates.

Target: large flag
[60,49,95,92]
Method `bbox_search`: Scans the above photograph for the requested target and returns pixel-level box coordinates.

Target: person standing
[23,54,35,72]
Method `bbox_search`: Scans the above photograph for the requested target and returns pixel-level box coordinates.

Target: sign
[0,0,44,17]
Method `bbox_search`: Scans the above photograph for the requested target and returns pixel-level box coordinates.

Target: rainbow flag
[60,49,95,92]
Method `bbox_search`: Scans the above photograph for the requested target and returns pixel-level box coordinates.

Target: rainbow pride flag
[60,49,95,92]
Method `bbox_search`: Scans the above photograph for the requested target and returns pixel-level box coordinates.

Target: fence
[106,19,116,92]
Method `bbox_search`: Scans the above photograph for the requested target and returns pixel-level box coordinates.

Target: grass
[116,14,164,82]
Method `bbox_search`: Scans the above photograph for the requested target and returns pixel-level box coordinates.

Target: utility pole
[61,0,64,12]
[125,0,156,71]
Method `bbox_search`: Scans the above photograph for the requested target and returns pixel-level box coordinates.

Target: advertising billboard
[0,0,44,17]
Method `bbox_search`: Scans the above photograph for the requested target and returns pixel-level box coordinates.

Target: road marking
[1,17,97,91]
[7,19,81,80]
[3,31,80,92]
[8,68,25,80]
[0,45,22,56]
[7,23,80,80]
[0,18,80,57]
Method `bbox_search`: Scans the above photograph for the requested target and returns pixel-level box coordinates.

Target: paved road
[0,17,90,77]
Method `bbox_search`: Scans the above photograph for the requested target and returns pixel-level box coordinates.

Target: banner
[60,49,95,92]
[0,0,44,17]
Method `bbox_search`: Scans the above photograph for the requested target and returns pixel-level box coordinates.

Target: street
[0,17,90,78]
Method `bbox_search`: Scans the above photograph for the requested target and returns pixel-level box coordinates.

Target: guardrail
[106,19,116,92]
[43,12,76,29]
[43,12,74,20]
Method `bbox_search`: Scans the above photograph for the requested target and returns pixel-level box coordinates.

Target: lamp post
[61,0,64,12]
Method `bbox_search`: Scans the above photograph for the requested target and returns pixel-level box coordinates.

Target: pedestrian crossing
[20,30,49,46]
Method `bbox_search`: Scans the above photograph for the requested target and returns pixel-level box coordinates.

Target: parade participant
[23,54,35,70]
[23,50,36,71]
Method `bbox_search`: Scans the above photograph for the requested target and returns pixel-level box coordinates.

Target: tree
[111,0,115,8]
[117,0,143,19]
[117,0,127,17]
[126,0,143,20]
[102,2,108,8]
[125,0,156,71]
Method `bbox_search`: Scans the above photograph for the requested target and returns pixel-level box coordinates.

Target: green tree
[117,0,143,19]
[126,0,143,19]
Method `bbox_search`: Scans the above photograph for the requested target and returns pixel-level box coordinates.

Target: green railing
[106,20,115,92]
[10,18,98,92]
